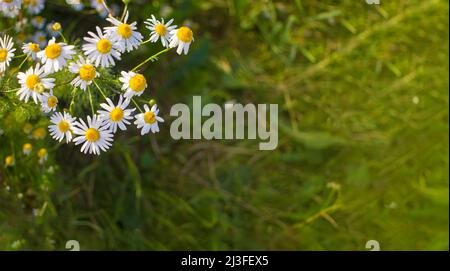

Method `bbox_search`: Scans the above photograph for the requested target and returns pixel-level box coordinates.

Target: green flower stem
[140,38,152,46]
[2,56,29,90]
[69,87,77,114]
[131,98,144,113]
[58,31,67,44]
[13,54,26,59]
[1,87,20,93]
[131,48,172,72]
[54,75,77,88]
[93,80,108,100]
[120,3,129,21]
[101,0,113,16]
[16,56,29,70]
[88,87,95,116]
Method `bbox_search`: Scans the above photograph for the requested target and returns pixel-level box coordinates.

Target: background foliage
[1,0,448,250]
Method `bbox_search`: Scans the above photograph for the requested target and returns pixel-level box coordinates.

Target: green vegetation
[1,0,448,250]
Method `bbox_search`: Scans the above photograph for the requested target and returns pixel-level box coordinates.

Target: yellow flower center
[79,64,96,81]
[23,143,32,152]
[129,74,146,92]
[38,148,48,158]
[58,120,70,133]
[177,26,193,43]
[85,128,100,142]
[35,16,43,23]
[29,43,40,53]
[0,49,7,62]
[5,156,14,166]
[155,24,167,36]
[144,111,156,124]
[45,43,62,59]
[23,123,33,134]
[110,107,124,122]
[47,96,58,108]
[25,0,38,6]
[118,23,132,39]
[4,0,13,3]
[26,74,40,90]
[97,39,112,54]
[32,127,46,139]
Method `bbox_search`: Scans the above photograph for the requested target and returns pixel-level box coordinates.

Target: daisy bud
[5,155,15,167]
[51,22,62,32]
[34,83,45,94]
[23,123,33,134]
[38,148,48,164]
[23,143,33,156]
[32,127,47,140]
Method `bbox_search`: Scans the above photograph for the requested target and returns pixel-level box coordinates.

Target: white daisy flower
[15,18,28,32]
[119,71,147,99]
[49,111,76,143]
[24,0,45,14]
[89,0,102,9]
[31,16,46,29]
[82,26,121,68]
[73,115,114,155]
[67,0,83,11]
[39,90,58,113]
[145,15,177,48]
[37,37,75,73]
[98,95,135,133]
[104,11,143,53]
[134,104,164,135]
[68,57,99,90]
[1,6,19,18]
[169,26,194,55]
[22,42,41,60]
[0,0,21,11]
[0,35,15,73]
[32,31,48,47]
[17,64,55,104]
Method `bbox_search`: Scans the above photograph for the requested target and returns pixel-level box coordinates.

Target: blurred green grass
[0,0,448,250]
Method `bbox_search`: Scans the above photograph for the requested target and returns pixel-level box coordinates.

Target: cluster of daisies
[1,5,195,155]
[1,123,50,168]
[67,0,121,18]
[0,0,120,18]
[1,0,44,18]
[3,0,126,48]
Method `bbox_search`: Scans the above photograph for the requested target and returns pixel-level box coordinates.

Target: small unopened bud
[149,99,156,106]
[51,22,62,32]
[34,83,45,94]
